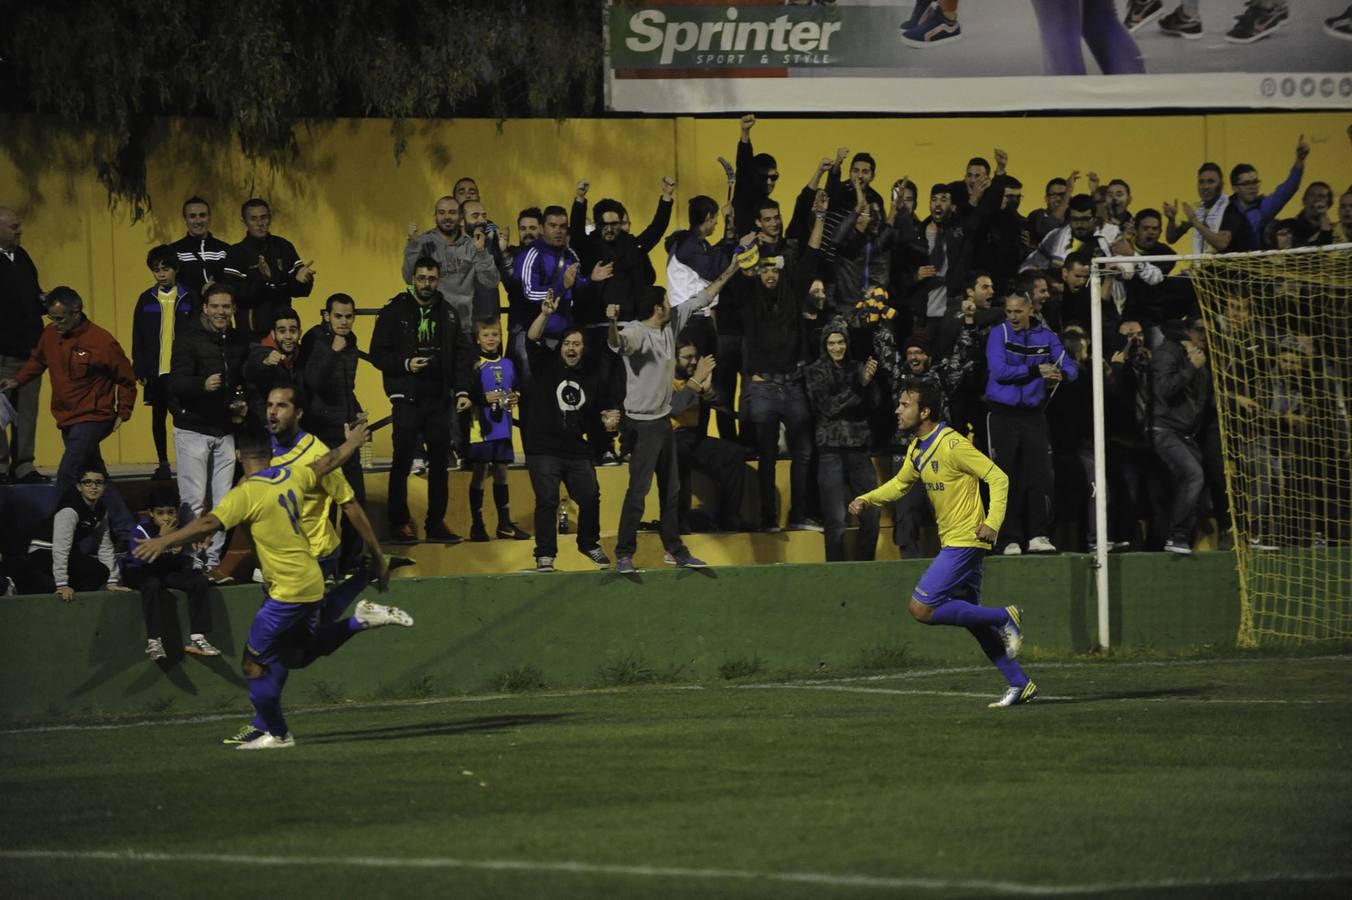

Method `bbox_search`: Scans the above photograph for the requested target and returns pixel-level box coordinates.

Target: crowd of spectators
[1,117,1350,610]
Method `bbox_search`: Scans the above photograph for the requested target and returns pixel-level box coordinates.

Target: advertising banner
[606,0,1352,113]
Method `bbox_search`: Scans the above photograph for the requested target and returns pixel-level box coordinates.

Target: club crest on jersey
[931,460,940,472]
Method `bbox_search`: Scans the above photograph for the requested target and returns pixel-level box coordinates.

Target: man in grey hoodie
[607,249,745,574]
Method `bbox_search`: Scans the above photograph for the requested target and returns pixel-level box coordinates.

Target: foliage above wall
[0,0,605,216]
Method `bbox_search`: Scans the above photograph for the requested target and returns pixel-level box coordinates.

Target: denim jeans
[616,417,685,558]
[818,449,881,561]
[742,380,813,526]
[526,454,601,559]
[58,419,135,546]
[1149,427,1204,545]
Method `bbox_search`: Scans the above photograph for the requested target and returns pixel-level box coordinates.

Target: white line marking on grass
[4,655,1348,735]
[743,683,1341,705]
[0,849,1347,896]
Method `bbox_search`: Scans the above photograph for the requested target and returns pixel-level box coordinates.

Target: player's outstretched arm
[851,464,917,513]
[309,420,369,479]
[340,499,391,592]
[132,514,223,564]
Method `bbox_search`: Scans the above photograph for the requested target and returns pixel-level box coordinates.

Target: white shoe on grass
[355,599,414,629]
[235,731,295,751]
[988,680,1039,708]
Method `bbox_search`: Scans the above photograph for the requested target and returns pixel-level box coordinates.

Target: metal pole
[1089,266,1110,651]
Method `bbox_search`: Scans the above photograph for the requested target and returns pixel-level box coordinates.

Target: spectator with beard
[242,308,302,433]
[829,175,893,318]
[1102,179,1134,229]
[504,207,544,388]
[523,293,617,573]
[523,206,612,346]
[1164,162,1258,254]
[1105,318,1161,550]
[1120,209,1177,347]
[885,177,925,340]
[1146,319,1211,555]
[371,256,474,545]
[607,252,743,574]
[661,338,746,534]
[804,318,880,562]
[403,195,501,327]
[981,160,1027,294]
[734,192,828,533]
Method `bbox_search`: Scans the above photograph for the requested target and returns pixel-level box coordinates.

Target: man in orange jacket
[0,286,138,546]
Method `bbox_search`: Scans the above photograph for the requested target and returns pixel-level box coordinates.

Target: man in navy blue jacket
[983,293,1077,556]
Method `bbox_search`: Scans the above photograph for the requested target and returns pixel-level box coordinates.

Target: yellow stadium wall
[1,111,1347,467]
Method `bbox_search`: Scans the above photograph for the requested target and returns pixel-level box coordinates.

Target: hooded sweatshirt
[803,319,874,450]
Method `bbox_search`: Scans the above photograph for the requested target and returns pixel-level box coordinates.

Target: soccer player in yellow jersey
[132,426,415,749]
[850,380,1038,708]
[264,386,389,608]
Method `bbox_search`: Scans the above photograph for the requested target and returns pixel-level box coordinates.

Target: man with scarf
[1164,162,1257,255]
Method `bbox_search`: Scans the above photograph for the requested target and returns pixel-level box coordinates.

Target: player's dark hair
[1108,178,1131,193]
[929,182,951,199]
[148,485,179,509]
[146,245,178,271]
[1045,177,1067,193]
[964,269,990,294]
[851,152,876,174]
[412,255,440,273]
[1005,176,1023,190]
[756,198,781,217]
[182,195,209,216]
[267,383,307,412]
[1064,249,1096,270]
[966,157,991,175]
[542,205,568,222]
[235,433,273,460]
[902,378,944,425]
[1014,271,1046,298]
[1197,162,1223,180]
[517,207,543,225]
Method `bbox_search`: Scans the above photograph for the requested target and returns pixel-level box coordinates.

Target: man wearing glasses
[0,287,138,545]
[1229,135,1310,246]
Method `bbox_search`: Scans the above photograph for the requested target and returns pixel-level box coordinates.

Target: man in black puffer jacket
[167,281,250,581]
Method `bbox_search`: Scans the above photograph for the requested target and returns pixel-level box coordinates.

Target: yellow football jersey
[861,424,1009,549]
[211,464,326,603]
[270,431,354,559]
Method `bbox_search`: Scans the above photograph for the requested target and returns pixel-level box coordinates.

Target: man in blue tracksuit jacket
[983,293,1077,555]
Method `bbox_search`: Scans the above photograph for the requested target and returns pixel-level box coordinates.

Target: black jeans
[127,566,212,639]
[986,406,1053,546]
[388,395,451,528]
[713,332,752,447]
[616,417,686,558]
[818,449,881,561]
[1150,427,1205,545]
[526,454,601,559]
[57,420,135,546]
[665,430,746,530]
[9,549,108,595]
[742,380,813,527]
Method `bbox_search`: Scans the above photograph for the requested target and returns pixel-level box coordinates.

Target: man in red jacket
[0,286,138,544]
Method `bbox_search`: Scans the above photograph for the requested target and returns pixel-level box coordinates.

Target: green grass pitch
[3,656,1351,898]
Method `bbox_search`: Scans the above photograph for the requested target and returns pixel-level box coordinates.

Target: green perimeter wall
[1,553,1239,723]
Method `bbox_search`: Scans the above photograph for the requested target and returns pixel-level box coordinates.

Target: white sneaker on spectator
[535,556,556,573]
[1027,536,1057,554]
[2,576,15,597]
[1001,543,1022,556]
[1164,540,1192,555]
[411,456,428,476]
[1248,537,1278,551]
[185,635,221,657]
[145,638,167,661]
[252,567,265,584]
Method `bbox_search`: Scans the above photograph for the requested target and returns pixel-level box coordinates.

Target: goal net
[1190,244,1352,646]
